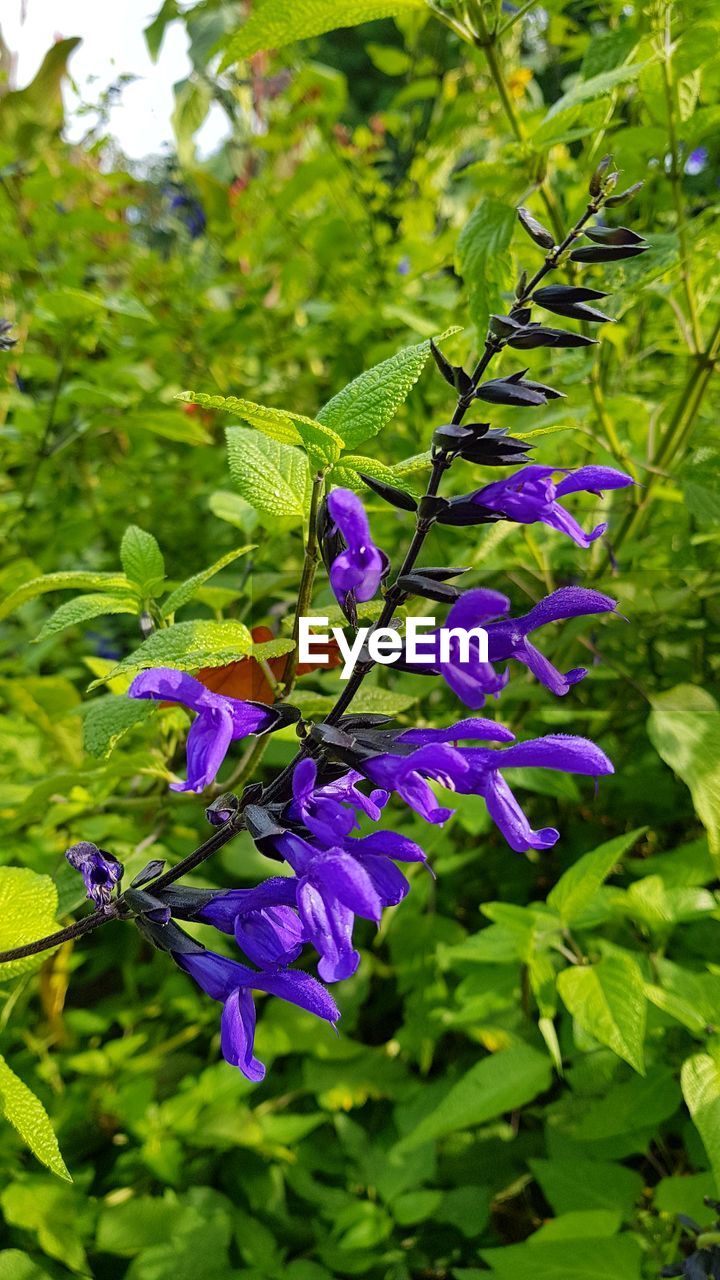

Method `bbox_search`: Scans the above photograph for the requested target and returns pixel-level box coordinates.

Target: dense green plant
[0,1,719,1278]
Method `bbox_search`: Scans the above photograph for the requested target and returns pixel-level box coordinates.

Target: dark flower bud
[430,340,474,397]
[589,154,613,197]
[357,472,418,512]
[489,313,523,339]
[570,244,648,263]
[396,572,462,604]
[131,860,166,888]
[534,284,608,302]
[584,225,646,246]
[604,181,644,207]
[435,498,501,526]
[507,325,597,349]
[205,792,240,826]
[517,206,554,249]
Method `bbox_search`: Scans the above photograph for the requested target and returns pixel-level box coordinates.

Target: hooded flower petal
[177,948,339,1079]
[398,717,516,745]
[172,705,235,792]
[469,464,633,547]
[327,488,385,607]
[129,667,278,792]
[478,771,560,853]
[362,744,468,824]
[196,879,303,969]
[297,880,359,982]
[482,587,618,697]
[220,987,264,1080]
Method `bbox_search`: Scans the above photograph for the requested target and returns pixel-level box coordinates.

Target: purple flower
[177,948,339,1081]
[196,878,305,969]
[365,722,614,852]
[471,464,634,547]
[423,586,618,707]
[128,668,278,793]
[276,827,425,982]
[65,841,123,909]
[326,489,386,610]
[287,758,388,847]
[685,147,708,176]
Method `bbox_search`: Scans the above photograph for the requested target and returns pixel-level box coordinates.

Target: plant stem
[660,5,701,354]
[280,469,325,695]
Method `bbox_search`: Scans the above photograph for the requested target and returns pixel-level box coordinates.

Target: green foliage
[1,0,720,1276]
[0,1060,70,1183]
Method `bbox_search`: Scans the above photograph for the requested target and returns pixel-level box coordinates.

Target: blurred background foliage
[1,0,720,1276]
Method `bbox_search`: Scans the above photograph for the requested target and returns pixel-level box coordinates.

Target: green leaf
[0,1056,70,1181]
[82,694,156,758]
[220,0,426,66]
[682,1053,720,1190]
[557,952,646,1073]
[529,1157,643,1215]
[316,329,460,451]
[648,685,720,872]
[0,571,131,622]
[479,1234,643,1279]
[347,686,417,715]
[0,868,59,979]
[120,525,166,597]
[0,1250,53,1279]
[328,454,420,496]
[161,545,255,618]
[179,393,343,468]
[34,593,138,641]
[456,199,516,335]
[226,428,309,520]
[397,1044,552,1150]
[547,828,646,924]
[90,619,253,687]
[542,62,648,121]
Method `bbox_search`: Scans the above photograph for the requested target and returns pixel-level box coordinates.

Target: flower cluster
[59,163,645,1081]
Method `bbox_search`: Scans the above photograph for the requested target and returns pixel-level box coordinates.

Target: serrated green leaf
[0,1056,71,1182]
[648,685,720,873]
[179,393,343,468]
[0,868,59,980]
[557,952,646,1073]
[120,526,166,597]
[681,1053,720,1189]
[220,0,426,66]
[35,593,138,641]
[226,428,309,520]
[161,545,255,618]
[397,1044,552,1150]
[548,828,646,924]
[0,571,131,622]
[90,620,254,687]
[316,329,460,451]
[456,199,516,335]
[82,694,157,758]
[253,637,296,661]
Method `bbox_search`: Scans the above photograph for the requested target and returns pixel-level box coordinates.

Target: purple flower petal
[489,734,614,775]
[480,771,560,853]
[554,466,633,497]
[398,718,516,745]
[297,880,359,982]
[221,988,265,1080]
[171,706,234,792]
